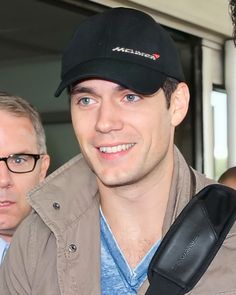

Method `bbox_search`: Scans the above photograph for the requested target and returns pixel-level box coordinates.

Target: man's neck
[0,230,14,243]
[0,234,12,243]
[98,151,174,268]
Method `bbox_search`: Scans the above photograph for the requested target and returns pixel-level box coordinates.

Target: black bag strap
[146,184,236,295]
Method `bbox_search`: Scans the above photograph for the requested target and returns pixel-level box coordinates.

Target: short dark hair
[162,77,179,108]
[229,0,236,45]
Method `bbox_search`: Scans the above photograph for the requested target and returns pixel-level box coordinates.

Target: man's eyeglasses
[0,154,43,174]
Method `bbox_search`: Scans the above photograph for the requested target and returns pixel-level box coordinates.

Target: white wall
[0,56,68,112]
[91,0,233,43]
[225,40,236,168]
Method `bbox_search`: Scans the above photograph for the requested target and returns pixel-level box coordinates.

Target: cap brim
[54,59,167,97]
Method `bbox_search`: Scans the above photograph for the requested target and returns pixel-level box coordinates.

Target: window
[211,89,228,180]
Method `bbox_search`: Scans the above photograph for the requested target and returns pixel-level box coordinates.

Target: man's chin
[96,173,138,188]
[0,225,17,236]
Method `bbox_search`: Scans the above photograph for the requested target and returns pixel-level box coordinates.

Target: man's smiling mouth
[99,143,135,153]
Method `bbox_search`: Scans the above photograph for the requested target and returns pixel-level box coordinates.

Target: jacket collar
[162,147,215,236]
[28,154,99,234]
[162,147,192,235]
[28,146,211,237]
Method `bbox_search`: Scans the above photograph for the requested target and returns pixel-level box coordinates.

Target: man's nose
[95,100,123,133]
[0,161,13,188]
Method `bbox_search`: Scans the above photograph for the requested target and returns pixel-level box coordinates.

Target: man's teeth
[99,143,134,153]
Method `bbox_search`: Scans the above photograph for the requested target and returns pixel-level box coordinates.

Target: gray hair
[0,91,47,154]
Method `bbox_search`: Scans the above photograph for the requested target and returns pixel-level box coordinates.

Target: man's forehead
[0,111,38,153]
[71,79,130,94]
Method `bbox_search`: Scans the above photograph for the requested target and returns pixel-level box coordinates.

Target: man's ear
[39,154,50,182]
[170,82,190,127]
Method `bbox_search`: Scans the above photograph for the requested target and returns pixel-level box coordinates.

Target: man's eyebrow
[70,86,97,95]
[70,83,131,97]
[115,85,127,91]
[114,85,141,94]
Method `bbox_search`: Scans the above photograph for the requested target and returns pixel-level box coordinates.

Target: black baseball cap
[55,7,185,97]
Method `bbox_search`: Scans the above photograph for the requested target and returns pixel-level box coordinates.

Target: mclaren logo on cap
[112,47,160,61]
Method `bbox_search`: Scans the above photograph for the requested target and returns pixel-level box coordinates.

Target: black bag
[146,184,236,295]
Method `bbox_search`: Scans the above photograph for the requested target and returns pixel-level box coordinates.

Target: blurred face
[71,79,187,188]
[0,110,49,235]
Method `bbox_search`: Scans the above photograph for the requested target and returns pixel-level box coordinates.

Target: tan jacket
[1,148,236,295]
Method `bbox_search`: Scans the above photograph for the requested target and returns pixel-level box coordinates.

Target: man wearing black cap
[1,7,236,295]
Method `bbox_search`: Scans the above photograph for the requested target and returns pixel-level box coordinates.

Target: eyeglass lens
[8,154,36,173]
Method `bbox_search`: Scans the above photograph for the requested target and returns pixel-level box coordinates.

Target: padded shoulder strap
[146,184,236,295]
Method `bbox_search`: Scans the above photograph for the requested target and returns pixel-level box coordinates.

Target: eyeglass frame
[0,153,43,174]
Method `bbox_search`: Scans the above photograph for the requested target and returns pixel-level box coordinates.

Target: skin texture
[218,167,236,190]
[0,110,50,242]
[71,79,189,267]
[71,79,188,189]
[221,177,236,190]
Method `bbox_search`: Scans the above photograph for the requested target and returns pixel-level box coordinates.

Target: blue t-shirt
[100,208,161,294]
[0,237,9,264]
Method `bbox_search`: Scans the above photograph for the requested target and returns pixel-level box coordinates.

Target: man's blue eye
[79,97,91,105]
[15,157,23,164]
[10,156,27,165]
[125,94,140,102]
